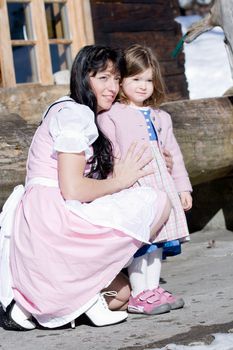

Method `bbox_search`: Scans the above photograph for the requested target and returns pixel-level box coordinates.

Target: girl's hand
[113,142,153,189]
[180,192,192,211]
[163,149,173,174]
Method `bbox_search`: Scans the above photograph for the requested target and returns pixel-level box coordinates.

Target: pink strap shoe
[153,286,185,310]
[128,290,171,315]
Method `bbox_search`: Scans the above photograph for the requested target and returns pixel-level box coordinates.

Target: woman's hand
[113,142,153,189]
[180,192,192,211]
[163,148,173,174]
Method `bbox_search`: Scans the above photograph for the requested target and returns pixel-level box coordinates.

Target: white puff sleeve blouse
[49,101,98,160]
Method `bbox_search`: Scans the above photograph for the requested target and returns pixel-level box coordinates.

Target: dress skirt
[8,181,166,327]
[138,142,190,243]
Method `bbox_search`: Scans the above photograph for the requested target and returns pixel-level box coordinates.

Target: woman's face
[89,61,120,112]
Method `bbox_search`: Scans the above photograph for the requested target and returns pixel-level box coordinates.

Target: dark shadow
[187,175,233,233]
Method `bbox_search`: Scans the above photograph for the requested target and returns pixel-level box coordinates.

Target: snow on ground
[153,333,233,350]
[175,15,233,99]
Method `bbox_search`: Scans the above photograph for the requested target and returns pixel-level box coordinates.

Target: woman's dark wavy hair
[70,45,125,179]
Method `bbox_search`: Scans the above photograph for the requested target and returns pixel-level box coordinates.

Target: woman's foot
[152,286,185,310]
[2,301,36,331]
[85,293,128,326]
[128,290,171,315]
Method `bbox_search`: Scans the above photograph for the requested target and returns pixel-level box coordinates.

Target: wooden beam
[67,0,87,58]
[68,0,94,59]
[0,0,16,87]
[48,39,72,44]
[11,40,37,46]
[31,0,53,84]
[83,0,94,44]
[6,0,30,2]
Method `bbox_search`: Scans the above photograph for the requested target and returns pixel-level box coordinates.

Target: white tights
[128,248,163,297]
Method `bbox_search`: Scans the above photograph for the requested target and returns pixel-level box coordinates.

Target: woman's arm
[58,143,153,202]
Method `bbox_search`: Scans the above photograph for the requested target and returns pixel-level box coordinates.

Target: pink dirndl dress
[0,97,167,328]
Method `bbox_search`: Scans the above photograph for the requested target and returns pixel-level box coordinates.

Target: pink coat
[98,102,192,193]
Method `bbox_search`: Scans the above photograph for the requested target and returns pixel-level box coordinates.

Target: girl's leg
[146,248,163,290]
[128,254,147,297]
[127,251,170,315]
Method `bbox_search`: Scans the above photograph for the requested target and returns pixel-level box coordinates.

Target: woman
[0,45,172,330]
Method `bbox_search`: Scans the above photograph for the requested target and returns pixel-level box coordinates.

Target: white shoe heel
[70,320,76,329]
[85,292,128,327]
[10,302,36,330]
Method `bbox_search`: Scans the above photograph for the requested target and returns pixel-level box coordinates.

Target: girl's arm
[58,143,153,202]
[162,112,192,193]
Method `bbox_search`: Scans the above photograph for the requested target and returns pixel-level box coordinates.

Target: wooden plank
[83,0,94,44]
[94,30,182,60]
[7,0,30,2]
[44,0,67,3]
[31,0,53,84]
[90,2,177,32]
[69,0,88,57]
[66,0,84,58]
[0,0,16,87]
[11,40,37,46]
[47,39,72,44]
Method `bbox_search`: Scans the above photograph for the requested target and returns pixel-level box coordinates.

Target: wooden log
[162,95,233,185]
[0,85,69,123]
[0,95,233,209]
[0,113,35,208]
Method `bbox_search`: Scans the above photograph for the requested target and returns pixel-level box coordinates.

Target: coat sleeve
[162,111,192,193]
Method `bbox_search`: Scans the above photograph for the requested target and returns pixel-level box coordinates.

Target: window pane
[45,3,69,39]
[12,46,38,83]
[7,2,33,40]
[50,44,71,74]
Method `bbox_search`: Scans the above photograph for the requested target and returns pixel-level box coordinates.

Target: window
[0,0,94,87]
[7,1,38,83]
[45,1,72,73]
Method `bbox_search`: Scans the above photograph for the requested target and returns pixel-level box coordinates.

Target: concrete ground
[1,228,233,350]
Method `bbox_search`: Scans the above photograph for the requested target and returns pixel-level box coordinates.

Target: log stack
[0,90,232,209]
[162,95,233,185]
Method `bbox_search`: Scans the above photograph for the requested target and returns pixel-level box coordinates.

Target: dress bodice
[26,97,98,182]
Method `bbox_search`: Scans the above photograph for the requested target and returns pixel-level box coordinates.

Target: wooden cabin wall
[90,0,189,101]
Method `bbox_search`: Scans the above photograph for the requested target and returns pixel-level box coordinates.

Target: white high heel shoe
[3,302,36,331]
[85,292,128,327]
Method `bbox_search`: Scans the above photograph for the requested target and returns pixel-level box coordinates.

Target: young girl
[99,44,193,315]
[0,45,173,330]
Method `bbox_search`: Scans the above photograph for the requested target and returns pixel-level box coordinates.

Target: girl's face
[122,68,154,107]
[89,61,120,112]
